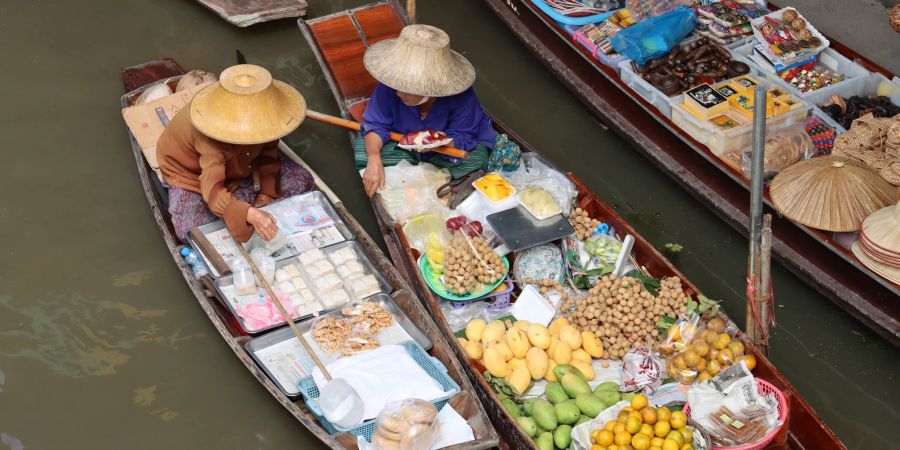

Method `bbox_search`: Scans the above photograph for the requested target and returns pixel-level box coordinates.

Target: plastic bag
[503,156,577,215]
[372,399,439,450]
[663,315,750,385]
[621,344,666,393]
[741,125,814,179]
[310,315,353,353]
[401,212,452,253]
[340,328,381,357]
[441,230,508,296]
[610,6,698,66]
[341,300,396,334]
[583,234,623,267]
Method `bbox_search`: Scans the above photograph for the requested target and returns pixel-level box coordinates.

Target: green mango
[576,415,592,425]
[536,431,554,450]
[621,392,636,402]
[561,373,592,398]
[496,391,509,401]
[595,389,621,407]
[554,425,573,449]
[552,364,584,381]
[554,400,581,425]
[532,399,558,431]
[593,381,620,395]
[523,398,538,416]
[517,416,538,438]
[545,382,569,404]
[575,393,606,418]
[502,398,521,418]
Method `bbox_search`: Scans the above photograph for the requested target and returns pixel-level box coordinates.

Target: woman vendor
[357,24,497,197]
[157,64,314,242]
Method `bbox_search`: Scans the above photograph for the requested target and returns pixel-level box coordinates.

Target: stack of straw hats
[853,202,900,284]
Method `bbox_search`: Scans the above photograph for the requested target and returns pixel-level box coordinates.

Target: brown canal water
[0,1,897,449]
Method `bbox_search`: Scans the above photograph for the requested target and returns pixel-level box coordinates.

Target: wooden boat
[119,59,499,450]
[481,0,900,347]
[299,2,845,448]
[194,0,308,27]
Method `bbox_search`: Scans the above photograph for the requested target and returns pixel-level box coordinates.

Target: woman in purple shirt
[355,24,497,197]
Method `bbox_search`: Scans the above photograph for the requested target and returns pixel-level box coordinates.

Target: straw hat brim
[190,79,306,145]
[852,242,900,285]
[364,37,476,97]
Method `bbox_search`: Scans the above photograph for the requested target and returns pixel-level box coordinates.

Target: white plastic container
[812,72,899,133]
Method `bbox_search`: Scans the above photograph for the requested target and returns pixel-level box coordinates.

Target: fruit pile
[458,318,604,395]
[569,208,602,240]
[660,317,756,384]
[589,394,695,450]
[570,275,689,359]
[443,233,507,295]
[507,367,626,450]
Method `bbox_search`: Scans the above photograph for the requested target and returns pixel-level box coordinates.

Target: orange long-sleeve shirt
[156,108,281,242]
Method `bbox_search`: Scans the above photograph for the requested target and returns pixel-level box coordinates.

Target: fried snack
[311,316,352,352]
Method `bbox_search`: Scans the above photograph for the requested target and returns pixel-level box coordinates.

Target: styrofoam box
[618,60,679,119]
[669,94,811,157]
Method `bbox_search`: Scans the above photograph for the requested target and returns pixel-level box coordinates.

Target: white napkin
[312,345,454,421]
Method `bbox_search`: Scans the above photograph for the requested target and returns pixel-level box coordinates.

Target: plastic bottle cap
[181,248,191,257]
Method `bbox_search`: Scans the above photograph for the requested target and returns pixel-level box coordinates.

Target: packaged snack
[372,399,439,450]
[311,316,352,353]
[342,300,395,333]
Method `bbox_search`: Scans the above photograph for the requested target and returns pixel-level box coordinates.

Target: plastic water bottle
[181,247,210,278]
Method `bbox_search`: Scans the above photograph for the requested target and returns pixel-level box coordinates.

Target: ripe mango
[465,319,485,342]
[487,340,514,361]
[581,331,604,358]
[525,347,549,380]
[571,348,592,364]
[483,346,509,377]
[548,317,569,335]
[551,339,572,364]
[544,359,558,382]
[463,341,483,360]
[559,325,583,350]
[527,323,551,349]
[508,357,526,372]
[505,328,530,359]
[571,360,596,380]
[508,365,532,395]
[482,320,506,343]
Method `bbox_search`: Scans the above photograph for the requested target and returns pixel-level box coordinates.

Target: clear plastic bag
[340,327,381,357]
[610,6,698,66]
[441,230,508,296]
[310,315,353,354]
[377,160,453,225]
[503,156,577,215]
[341,300,396,334]
[621,343,666,393]
[741,125,815,179]
[372,399,439,450]
[664,315,749,385]
[583,234,623,267]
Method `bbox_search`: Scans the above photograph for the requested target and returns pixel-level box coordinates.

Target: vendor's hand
[363,159,385,198]
[254,193,275,207]
[247,207,278,241]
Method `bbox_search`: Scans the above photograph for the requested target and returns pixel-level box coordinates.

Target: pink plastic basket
[683,378,788,450]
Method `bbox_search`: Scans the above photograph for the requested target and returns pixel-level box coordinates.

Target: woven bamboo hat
[861,202,900,255]
[190,64,306,144]
[769,156,898,232]
[364,24,476,97]
[852,242,900,284]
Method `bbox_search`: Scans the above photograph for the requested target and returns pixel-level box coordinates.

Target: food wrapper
[621,344,666,393]
[441,230,508,296]
[372,399,439,450]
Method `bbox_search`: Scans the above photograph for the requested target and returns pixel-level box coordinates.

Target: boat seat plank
[347,99,369,123]
[354,3,404,47]
[308,14,372,101]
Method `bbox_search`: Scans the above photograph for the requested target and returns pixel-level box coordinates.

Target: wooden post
[407,0,416,23]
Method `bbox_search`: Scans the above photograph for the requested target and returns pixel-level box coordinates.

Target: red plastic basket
[683,378,788,450]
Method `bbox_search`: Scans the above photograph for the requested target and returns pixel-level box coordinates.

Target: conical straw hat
[852,242,900,285]
[364,24,476,97]
[190,64,306,145]
[769,156,898,232]
[861,202,900,255]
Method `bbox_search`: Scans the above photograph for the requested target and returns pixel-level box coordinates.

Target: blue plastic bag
[610,7,697,66]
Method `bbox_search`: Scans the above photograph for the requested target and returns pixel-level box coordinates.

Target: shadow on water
[0,0,897,449]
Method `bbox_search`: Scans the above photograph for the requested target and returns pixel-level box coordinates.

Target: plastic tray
[749,7,829,65]
[572,27,627,74]
[245,293,432,397]
[529,0,620,25]
[188,190,352,278]
[298,341,459,438]
[618,60,678,119]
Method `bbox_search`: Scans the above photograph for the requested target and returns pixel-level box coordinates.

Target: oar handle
[236,241,332,381]
[305,109,469,159]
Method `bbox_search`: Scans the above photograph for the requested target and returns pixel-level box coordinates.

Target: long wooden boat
[194,0,308,27]
[300,2,845,449]
[481,0,900,347]
[119,59,499,450]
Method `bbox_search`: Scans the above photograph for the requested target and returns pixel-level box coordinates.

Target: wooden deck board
[308,14,372,101]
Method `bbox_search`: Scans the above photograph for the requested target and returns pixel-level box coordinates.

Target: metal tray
[188,190,353,278]
[245,292,432,398]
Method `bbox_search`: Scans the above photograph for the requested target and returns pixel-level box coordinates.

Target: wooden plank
[354,3,405,46]
[195,0,308,27]
[308,14,373,101]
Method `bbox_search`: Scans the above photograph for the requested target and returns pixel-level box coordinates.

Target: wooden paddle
[235,241,332,381]
[304,110,469,159]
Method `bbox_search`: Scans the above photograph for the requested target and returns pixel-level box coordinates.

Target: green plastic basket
[418,255,510,302]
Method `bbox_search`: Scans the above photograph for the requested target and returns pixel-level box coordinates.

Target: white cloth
[312,345,454,421]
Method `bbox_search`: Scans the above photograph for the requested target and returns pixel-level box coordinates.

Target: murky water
[0,1,897,449]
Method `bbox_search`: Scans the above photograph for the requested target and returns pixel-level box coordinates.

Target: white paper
[510,285,554,326]
[430,404,475,449]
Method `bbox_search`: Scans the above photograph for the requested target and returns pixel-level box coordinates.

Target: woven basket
[892,4,900,33]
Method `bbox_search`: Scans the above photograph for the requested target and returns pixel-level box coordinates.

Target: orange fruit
[667,326,681,342]
[713,333,731,350]
[590,445,604,450]
[694,357,707,373]
[681,445,695,450]
[631,394,649,411]
[741,354,757,371]
[673,355,688,371]
[679,428,693,443]
[641,406,658,425]
[632,433,651,450]
[717,348,735,365]
[615,422,627,434]
[665,430,684,446]
[682,349,700,368]
[615,430,633,446]
[605,420,617,431]
[596,429,615,446]
[639,423,654,436]
[697,371,711,382]
[691,341,709,357]
[651,437,665,448]
[727,341,744,357]
[657,406,671,422]
[661,438,680,450]
[628,411,643,422]
[626,416,643,434]
[653,420,671,437]
[707,360,722,376]
[670,411,687,430]
[649,447,662,450]
[707,317,725,333]
[702,330,717,345]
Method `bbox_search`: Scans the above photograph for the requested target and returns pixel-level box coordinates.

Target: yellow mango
[582,331,605,358]
[545,359,558,382]
[547,335,559,358]
[527,323,551,349]
[559,325,583,350]
[456,337,467,347]
[482,320,506,344]
[514,320,532,331]
[506,328,530,359]
[509,357,527,372]
[464,341,483,360]
[525,347,549,380]
[571,360,596,380]
[488,340,514,362]
[465,319,486,342]
[548,317,569,336]
[507,365,532,395]
[484,347,509,377]
[552,340,572,364]
[572,348,592,364]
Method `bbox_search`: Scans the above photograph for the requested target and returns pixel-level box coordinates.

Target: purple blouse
[360,83,497,153]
